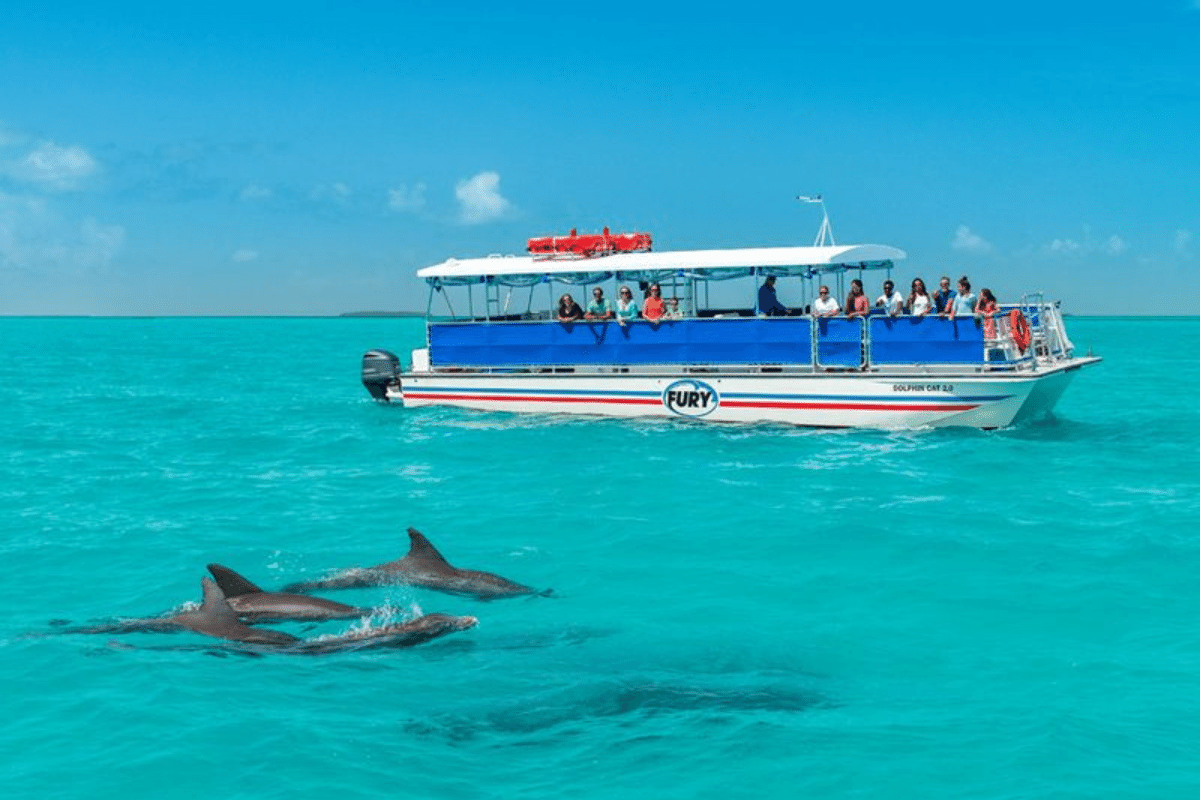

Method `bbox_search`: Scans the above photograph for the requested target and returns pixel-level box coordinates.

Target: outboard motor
[361,350,401,402]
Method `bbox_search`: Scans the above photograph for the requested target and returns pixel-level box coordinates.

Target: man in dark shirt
[757,275,789,316]
[933,275,955,316]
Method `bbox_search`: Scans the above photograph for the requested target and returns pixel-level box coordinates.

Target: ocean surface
[2,316,1198,799]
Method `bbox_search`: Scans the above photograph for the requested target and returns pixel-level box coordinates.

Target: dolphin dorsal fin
[207,564,264,597]
[406,528,453,568]
[198,577,241,623]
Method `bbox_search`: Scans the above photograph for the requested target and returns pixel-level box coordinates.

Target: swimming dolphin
[281,527,550,600]
[206,563,374,623]
[58,578,478,653]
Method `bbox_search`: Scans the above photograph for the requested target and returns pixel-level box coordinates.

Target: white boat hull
[390,359,1097,429]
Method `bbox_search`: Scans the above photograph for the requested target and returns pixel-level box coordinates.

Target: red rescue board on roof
[527,227,653,257]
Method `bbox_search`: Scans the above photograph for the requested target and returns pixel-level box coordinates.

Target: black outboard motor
[361,350,401,402]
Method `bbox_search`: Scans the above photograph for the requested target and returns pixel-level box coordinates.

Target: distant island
[339,311,424,317]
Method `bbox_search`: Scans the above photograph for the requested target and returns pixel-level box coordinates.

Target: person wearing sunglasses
[615,286,640,327]
[812,285,840,317]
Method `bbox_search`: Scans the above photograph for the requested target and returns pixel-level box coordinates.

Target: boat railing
[422,305,1076,372]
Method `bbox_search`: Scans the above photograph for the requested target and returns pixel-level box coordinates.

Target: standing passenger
[642,283,665,321]
[948,277,977,319]
[812,285,841,317]
[933,276,955,316]
[907,278,932,316]
[585,287,614,320]
[664,297,686,319]
[557,293,584,322]
[875,279,905,316]
[845,279,870,318]
[757,275,789,316]
[615,286,640,327]
[975,288,999,338]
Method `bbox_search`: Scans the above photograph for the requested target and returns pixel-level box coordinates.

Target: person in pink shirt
[845,279,870,318]
[975,288,999,339]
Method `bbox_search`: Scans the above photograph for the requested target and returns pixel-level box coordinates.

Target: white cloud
[1175,229,1192,254]
[951,224,991,254]
[0,192,123,274]
[1048,237,1082,254]
[388,182,426,212]
[7,142,97,189]
[231,248,259,263]
[456,171,510,224]
[240,184,272,201]
[1103,235,1126,254]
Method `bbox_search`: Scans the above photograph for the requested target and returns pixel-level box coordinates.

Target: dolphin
[58,578,477,654]
[167,577,303,645]
[205,563,374,623]
[281,527,551,600]
[290,612,479,655]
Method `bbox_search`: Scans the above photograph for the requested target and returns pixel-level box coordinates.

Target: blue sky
[1,0,1197,315]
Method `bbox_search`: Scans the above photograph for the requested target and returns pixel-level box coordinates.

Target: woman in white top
[906,277,932,316]
[812,285,841,317]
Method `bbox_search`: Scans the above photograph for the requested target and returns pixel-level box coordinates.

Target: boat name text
[892,384,956,393]
[663,380,720,418]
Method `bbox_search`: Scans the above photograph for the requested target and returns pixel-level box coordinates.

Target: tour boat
[361,226,1099,429]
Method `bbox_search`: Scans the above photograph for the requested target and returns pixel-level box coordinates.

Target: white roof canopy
[417,244,906,285]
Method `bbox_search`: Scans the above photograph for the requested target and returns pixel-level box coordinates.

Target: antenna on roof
[795,194,835,247]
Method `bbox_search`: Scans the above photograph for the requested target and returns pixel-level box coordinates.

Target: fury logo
[663,380,719,418]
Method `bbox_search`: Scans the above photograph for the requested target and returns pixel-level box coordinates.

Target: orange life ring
[1010,309,1031,353]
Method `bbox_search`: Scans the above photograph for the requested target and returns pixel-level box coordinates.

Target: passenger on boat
[557,293,584,322]
[948,276,977,319]
[875,279,905,316]
[934,276,955,316]
[615,286,640,327]
[642,283,666,321]
[907,278,932,316]
[664,297,686,319]
[757,275,789,317]
[812,285,840,317]
[586,287,614,320]
[975,288,999,339]
[845,279,870,318]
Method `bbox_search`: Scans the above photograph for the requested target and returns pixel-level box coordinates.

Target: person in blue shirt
[948,276,977,319]
[757,275,788,316]
[933,275,955,316]
[614,285,640,327]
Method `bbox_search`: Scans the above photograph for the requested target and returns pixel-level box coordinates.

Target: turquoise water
[2,316,1198,799]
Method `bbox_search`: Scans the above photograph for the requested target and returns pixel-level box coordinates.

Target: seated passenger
[585,287,614,320]
[845,279,870,318]
[615,285,640,327]
[875,279,905,316]
[907,278,932,316]
[664,297,686,319]
[975,288,999,338]
[557,293,584,322]
[757,275,789,316]
[948,276,976,319]
[642,283,665,321]
[812,285,840,317]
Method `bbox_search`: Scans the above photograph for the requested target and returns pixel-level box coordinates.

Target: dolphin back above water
[57,577,477,654]
[205,564,374,622]
[282,528,551,600]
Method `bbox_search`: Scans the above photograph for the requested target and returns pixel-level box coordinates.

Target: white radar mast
[796,194,835,246]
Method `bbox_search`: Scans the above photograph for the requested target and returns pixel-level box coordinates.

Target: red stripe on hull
[404,392,660,406]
